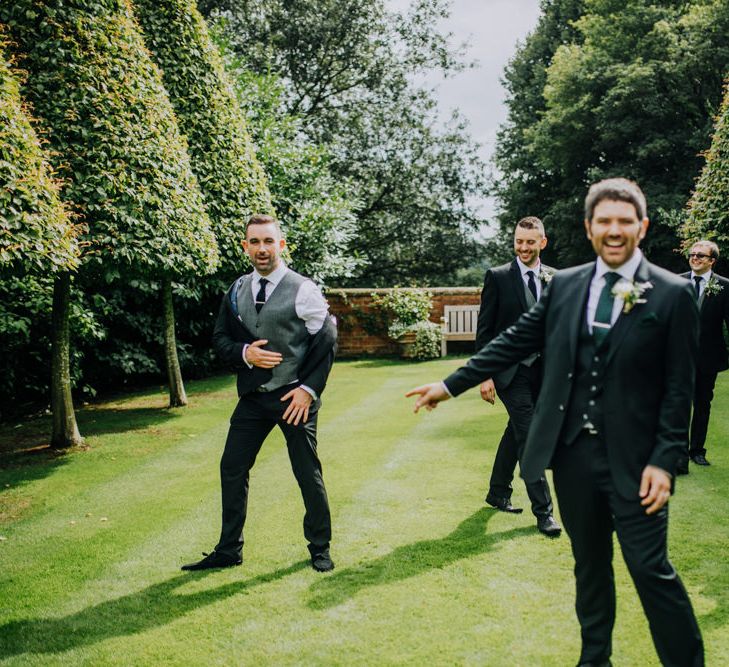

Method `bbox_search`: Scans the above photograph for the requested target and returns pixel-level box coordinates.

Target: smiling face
[242,221,286,276]
[688,242,716,276]
[585,199,649,269]
[514,226,547,268]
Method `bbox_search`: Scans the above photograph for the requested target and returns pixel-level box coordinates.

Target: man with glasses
[679,240,729,472]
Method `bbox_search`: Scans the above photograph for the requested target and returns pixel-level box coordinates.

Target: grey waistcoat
[237,270,311,391]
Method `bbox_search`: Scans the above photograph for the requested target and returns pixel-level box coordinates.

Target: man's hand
[245,340,283,369]
[480,379,496,404]
[405,383,450,413]
[639,465,672,515]
[281,387,313,425]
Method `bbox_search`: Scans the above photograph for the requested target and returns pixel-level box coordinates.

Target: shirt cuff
[441,381,453,397]
[242,344,253,369]
[299,384,318,401]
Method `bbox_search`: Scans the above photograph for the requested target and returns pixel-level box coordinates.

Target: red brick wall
[324,287,481,357]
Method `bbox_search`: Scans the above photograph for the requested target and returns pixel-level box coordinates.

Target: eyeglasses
[688,253,712,259]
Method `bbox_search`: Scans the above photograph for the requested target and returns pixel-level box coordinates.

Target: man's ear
[540,236,548,250]
[638,217,649,240]
[279,237,286,251]
[584,219,592,239]
[242,239,248,251]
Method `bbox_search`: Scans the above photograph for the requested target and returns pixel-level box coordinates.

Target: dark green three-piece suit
[445,257,704,667]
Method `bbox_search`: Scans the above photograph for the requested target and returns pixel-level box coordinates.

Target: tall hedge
[0,43,78,273]
[0,0,219,443]
[683,78,729,247]
[0,0,218,278]
[133,0,272,276]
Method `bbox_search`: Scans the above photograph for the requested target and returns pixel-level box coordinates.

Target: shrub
[372,288,433,340]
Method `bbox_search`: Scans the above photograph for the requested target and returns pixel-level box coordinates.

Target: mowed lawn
[1,358,728,666]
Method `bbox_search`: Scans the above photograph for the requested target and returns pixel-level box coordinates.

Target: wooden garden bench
[440,304,480,356]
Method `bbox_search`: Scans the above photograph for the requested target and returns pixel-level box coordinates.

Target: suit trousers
[489,363,553,517]
[215,386,332,558]
[689,369,718,457]
[552,432,703,667]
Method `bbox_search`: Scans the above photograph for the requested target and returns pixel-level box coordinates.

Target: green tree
[203,0,487,286]
[514,0,729,270]
[132,0,273,406]
[1,0,218,444]
[1,43,81,422]
[491,0,585,265]
[227,64,361,283]
[683,79,729,247]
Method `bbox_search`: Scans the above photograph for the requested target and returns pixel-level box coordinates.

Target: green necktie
[593,272,621,348]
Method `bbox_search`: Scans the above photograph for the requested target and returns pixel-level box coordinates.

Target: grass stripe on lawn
[1,359,727,665]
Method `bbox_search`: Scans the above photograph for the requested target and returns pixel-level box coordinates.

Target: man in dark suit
[408,179,703,666]
[183,214,337,573]
[476,216,560,536]
[678,240,729,470]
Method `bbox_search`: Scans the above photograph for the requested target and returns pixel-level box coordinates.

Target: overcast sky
[389,0,543,225]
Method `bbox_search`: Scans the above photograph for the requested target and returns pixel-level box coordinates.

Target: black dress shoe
[537,515,562,538]
[308,545,334,572]
[181,551,242,571]
[691,454,710,466]
[576,660,611,667]
[485,493,523,514]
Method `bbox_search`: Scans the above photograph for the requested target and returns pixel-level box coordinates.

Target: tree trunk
[51,272,83,449]
[163,278,188,408]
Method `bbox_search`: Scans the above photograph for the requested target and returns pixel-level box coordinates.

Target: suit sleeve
[649,283,699,474]
[445,281,550,397]
[475,269,497,350]
[298,315,338,396]
[212,293,247,368]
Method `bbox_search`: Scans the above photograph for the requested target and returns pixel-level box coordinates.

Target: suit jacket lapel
[605,259,651,366]
[568,264,595,365]
[510,259,529,312]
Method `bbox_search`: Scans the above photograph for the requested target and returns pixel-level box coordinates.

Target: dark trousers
[552,433,703,666]
[215,387,331,558]
[689,369,718,457]
[489,363,553,517]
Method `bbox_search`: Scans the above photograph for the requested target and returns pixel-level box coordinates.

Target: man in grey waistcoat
[182,214,337,573]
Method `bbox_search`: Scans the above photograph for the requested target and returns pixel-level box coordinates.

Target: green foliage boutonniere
[703,276,724,297]
[612,278,653,314]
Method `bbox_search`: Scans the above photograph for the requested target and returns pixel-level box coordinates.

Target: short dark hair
[584,178,646,221]
[691,239,720,260]
[515,216,545,236]
[245,213,281,235]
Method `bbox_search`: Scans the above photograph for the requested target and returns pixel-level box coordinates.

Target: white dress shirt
[586,249,643,333]
[516,257,543,301]
[689,269,712,300]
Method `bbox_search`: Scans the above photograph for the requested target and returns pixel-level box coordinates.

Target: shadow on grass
[308,507,533,609]
[76,406,179,438]
[0,560,309,658]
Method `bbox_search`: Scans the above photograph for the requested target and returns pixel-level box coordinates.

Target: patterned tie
[593,272,621,348]
[526,270,538,302]
[694,276,702,300]
[255,277,269,313]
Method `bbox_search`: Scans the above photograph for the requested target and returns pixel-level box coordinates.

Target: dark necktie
[255,277,269,313]
[694,276,702,300]
[526,270,538,302]
[593,272,621,347]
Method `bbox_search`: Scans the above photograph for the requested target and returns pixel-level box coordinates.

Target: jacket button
[559,404,564,411]
[567,372,573,379]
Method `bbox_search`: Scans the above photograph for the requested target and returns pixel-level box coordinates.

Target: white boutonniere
[612,278,653,314]
[703,276,724,297]
[539,268,554,284]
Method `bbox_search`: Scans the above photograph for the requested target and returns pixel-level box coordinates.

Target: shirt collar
[690,269,711,282]
[595,248,643,283]
[516,256,541,277]
[253,261,288,286]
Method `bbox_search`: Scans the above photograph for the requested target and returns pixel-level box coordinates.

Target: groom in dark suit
[183,214,337,573]
[678,240,729,470]
[476,216,560,536]
[408,179,703,666]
